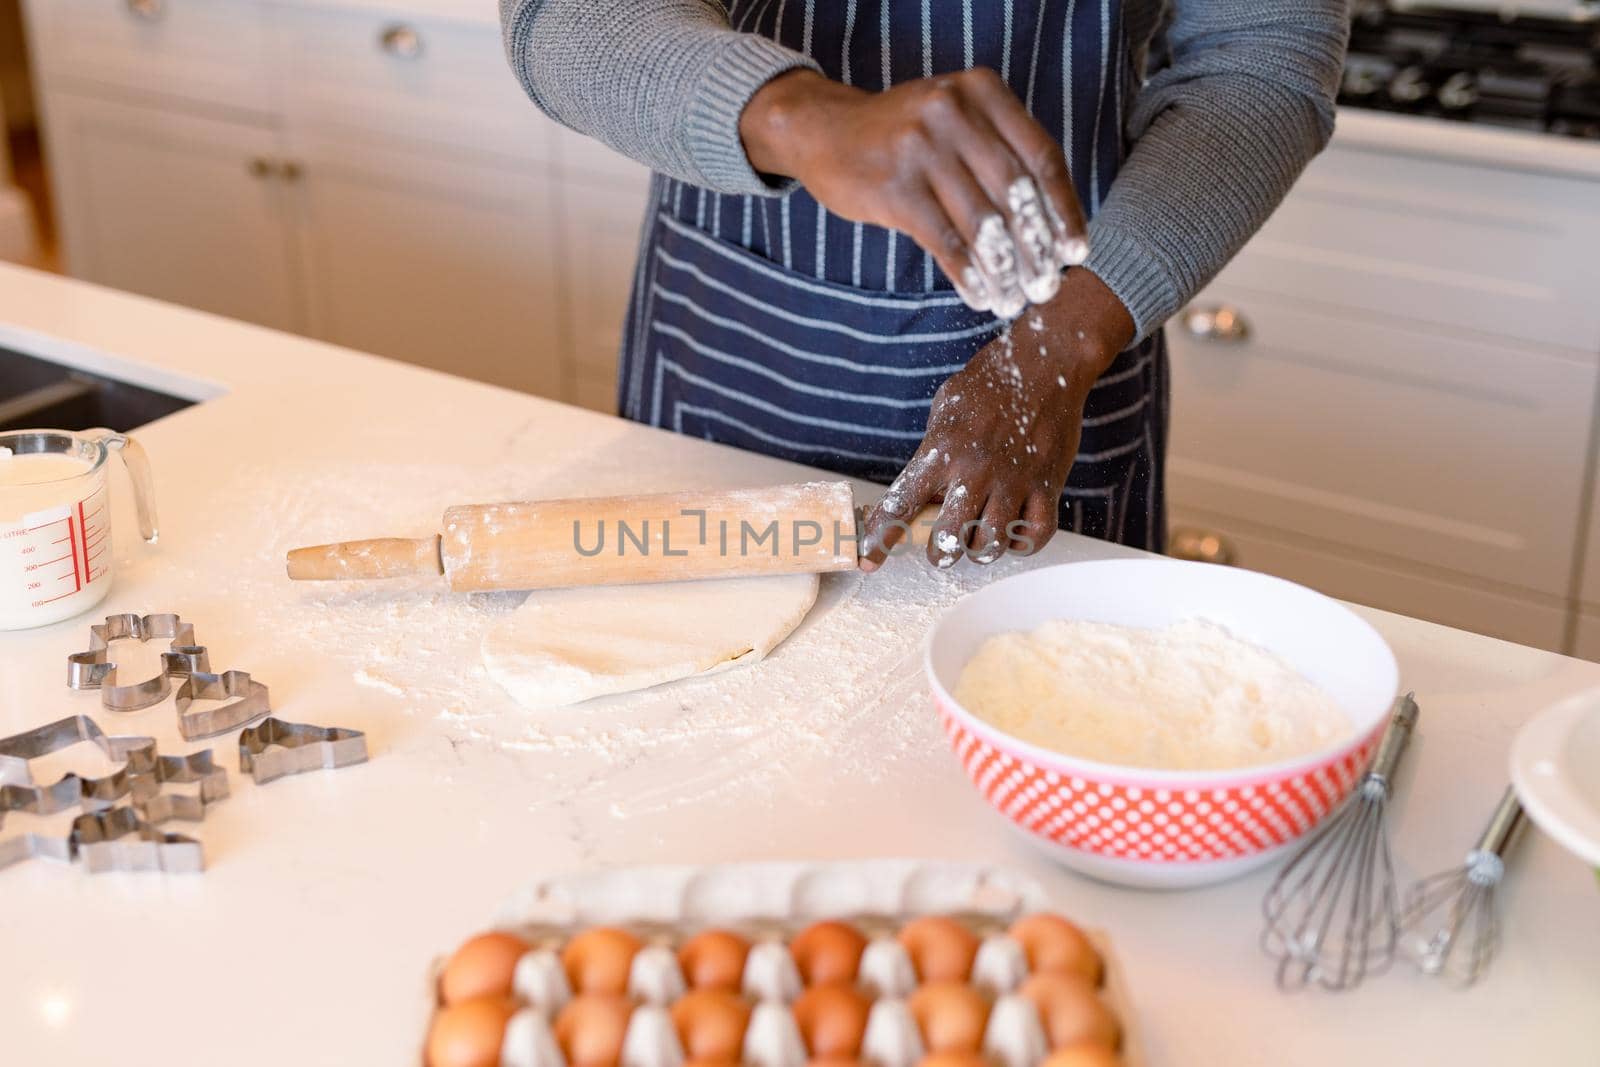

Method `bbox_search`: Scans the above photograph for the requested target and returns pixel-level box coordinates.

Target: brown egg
[1040,1042,1122,1067]
[555,994,636,1067]
[679,929,751,992]
[789,921,867,986]
[907,981,990,1054]
[897,916,980,982]
[792,983,873,1057]
[671,989,753,1061]
[1008,914,1102,985]
[562,927,645,995]
[440,931,530,1006]
[916,1055,988,1067]
[426,996,518,1067]
[1020,972,1119,1051]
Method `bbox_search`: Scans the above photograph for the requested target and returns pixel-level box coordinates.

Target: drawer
[560,169,652,395]
[1218,139,1600,353]
[23,0,271,114]
[1167,287,1595,599]
[1168,508,1571,653]
[270,6,556,163]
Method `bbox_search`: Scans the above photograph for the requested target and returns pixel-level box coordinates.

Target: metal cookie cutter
[67,613,205,712]
[71,806,203,874]
[126,749,230,823]
[0,774,85,870]
[0,715,158,797]
[239,717,368,785]
[175,670,270,741]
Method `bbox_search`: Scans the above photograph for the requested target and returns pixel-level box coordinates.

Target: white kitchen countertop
[0,263,1596,1064]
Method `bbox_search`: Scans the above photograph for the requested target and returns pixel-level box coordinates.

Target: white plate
[1510,688,1600,869]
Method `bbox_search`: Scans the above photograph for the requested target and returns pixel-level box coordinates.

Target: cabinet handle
[379,24,424,59]
[125,0,164,20]
[1168,527,1237,566]
[1182,304,1251,344]
[246,156,272,179]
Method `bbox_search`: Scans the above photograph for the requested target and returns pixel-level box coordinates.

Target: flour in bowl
[953,619,1350,771]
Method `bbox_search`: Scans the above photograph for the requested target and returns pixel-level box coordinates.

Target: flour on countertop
[954,619,1351,771]
[153,439,992,822]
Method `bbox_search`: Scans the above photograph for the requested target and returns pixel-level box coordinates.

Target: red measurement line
[82,506,104,522]
[34,590,80,605]
[34,553,73,567]
[86,546,107,564]
[77,502,90,587]
[25,517,68,532]
[51,535,71,545]
[66,510,81,592]
[83,529,108,551]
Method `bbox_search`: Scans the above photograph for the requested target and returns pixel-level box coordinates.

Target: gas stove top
[1342,2,1600,139]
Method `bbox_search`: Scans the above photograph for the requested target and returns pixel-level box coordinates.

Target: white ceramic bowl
[926,558,1400,889]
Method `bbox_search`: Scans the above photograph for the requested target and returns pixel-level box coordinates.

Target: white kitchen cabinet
[559,162,651,413]
[38,91,303,332]
[1167,284,1597,599]
[288,134,566,397]
[23,0,272,117]
[1168,506,1571,651]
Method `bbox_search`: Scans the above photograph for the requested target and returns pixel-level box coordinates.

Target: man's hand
[740,68,1088,316]
[859,269,1136,570]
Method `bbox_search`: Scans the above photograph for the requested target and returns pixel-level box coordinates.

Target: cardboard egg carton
[483,859,1144,1067]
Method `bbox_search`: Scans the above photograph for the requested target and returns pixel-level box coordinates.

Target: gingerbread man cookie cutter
[67,613,208,712]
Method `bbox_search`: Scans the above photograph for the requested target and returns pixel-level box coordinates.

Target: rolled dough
[482,574,820,710]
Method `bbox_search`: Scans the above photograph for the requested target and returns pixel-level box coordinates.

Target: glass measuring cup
[0,429,157,630]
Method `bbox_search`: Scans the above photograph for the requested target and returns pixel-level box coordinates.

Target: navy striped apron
[618,0,1168,550]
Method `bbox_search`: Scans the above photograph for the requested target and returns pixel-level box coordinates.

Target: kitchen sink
[0,344,194,433]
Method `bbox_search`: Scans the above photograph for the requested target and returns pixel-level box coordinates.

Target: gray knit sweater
[499,1,1348,341]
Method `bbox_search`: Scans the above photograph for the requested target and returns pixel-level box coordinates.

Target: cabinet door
[1167,286,1596,600]
[288,135,566,398]
[41,92,302,331]
[560,165,652,412]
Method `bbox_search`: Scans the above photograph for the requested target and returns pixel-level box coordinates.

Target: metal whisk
[1399,784,1525,987]
[1261,692,1420,991]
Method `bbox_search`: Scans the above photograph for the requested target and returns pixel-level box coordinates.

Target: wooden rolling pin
[287,480,929,592]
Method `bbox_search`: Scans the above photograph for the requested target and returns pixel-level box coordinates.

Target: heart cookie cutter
[239,717,368,785]
[67,613,208,712]
[175,670,271,741]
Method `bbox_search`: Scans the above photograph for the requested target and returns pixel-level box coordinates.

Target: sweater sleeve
[1084,0,1350,343]
[500,0,821,196]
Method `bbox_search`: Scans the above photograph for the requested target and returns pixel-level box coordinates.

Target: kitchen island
[0,263,1595,1065]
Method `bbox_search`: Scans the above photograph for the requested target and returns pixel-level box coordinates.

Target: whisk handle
[1368,691,1420,788]
[1475,785,1526,857]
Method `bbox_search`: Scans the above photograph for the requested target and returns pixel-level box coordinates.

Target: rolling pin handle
[285,536,444,581]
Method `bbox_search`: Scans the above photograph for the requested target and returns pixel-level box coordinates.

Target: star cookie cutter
[71,806,204,874]
[124,749,230,823]
[67,613,207,712]
[175,670,270,742]
[239,717,368,785]
[0,807,76,870]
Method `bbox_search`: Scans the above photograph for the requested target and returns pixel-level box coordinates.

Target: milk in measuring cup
[0,447,112,629]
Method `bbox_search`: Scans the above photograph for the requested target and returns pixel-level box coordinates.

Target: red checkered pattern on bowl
[940,703,1382,862]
